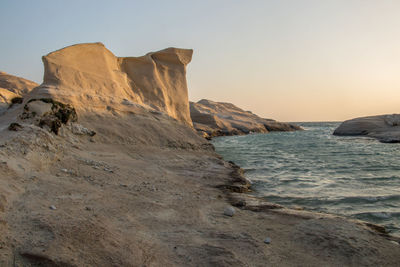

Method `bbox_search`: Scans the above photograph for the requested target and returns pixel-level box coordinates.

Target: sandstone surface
[33,42,193,125]
[333,114,400,143]
[190,99,302,138]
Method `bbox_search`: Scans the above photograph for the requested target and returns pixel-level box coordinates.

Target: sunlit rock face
[32,42,193,125]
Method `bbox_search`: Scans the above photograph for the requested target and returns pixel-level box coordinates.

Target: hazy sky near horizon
[1,0,399,121]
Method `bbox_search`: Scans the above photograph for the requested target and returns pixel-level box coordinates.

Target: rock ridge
[190,99,302,138]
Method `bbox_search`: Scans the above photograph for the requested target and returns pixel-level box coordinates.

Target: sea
[211,122,400,236]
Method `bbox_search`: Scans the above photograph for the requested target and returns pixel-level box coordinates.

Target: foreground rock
[333,114,400,143]
[190,99,302,138]
[0,44,399,266]
[0,72,38,113]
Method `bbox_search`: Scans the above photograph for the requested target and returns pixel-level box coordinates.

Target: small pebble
[49,205,57,210]
[390,240,399,245]
[264,237,271,244]
[61,168,69,173]
[224,206,235,217]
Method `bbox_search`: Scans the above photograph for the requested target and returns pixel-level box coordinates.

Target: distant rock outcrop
[0,72,38,113]
[190,99,302,138]
[31,42,193,125]
[333,114,400,143]
[0,71,38,95]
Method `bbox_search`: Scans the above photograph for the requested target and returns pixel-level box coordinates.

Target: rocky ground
[1,103,400,266]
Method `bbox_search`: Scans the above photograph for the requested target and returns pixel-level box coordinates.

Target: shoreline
[210,130,400,239]
[219,154,397,238]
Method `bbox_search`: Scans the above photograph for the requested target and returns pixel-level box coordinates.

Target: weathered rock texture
[0,72,38,113]
[333,114,400,143]
[190,99,302,138]
[33,42,193,125]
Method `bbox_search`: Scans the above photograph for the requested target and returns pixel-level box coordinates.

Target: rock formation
[190,99,302,138]
[33,42,193,125]
[0,44,399,266]
[333,114,400,143]
[0,72,38,113]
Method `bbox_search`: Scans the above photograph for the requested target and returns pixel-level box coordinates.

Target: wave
[353,211,400,220]
[262,194,400,206]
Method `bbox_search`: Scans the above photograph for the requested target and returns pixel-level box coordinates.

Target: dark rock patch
[8,122,23,131]
[21,98,77,134]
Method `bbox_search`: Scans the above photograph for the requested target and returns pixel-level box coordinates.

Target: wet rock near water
[224,206,235,217]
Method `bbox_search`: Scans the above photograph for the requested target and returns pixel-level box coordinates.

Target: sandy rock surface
[190,99,302,138]
[334,114,400,143]
[1,108,400,266]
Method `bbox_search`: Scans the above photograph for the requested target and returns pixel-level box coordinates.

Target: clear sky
[1,0,399,122]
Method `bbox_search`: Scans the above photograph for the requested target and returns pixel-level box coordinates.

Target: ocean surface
[212,122,400,236]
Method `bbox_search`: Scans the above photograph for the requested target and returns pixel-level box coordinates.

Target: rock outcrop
[333,114,400,143]
[0,71,38,95]
[0,72,38,113]
[190,99,302,138]
[32,42,193,125]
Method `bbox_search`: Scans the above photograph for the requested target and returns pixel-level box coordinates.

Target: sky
[1,0,399,122]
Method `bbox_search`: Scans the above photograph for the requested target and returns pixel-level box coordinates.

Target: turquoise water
[212,122,400,236]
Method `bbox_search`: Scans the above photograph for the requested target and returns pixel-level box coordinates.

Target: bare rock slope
[334,114,400,143]
[0,44,399,266]
[0,72,38,113]
[190,99,302,138]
